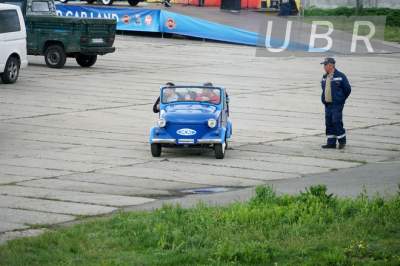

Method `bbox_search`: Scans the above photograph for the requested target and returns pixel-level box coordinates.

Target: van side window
[0,10,20,34]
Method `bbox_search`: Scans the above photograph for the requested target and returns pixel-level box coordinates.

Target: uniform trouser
[325,103,346,145]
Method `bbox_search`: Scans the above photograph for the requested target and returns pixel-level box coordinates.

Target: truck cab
[1,0,116,68]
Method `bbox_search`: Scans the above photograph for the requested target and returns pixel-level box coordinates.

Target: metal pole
[356,0,363,15]
[301,0,305,17]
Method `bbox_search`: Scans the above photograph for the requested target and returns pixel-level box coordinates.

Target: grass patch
[385,26,400,43]
[304,7,400,42]
[0,185,399,265]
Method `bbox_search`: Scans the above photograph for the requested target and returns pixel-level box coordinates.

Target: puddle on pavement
[182,187,230,194]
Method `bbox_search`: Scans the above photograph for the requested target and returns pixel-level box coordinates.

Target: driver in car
[164,88,179,103]
[153,82,175,113]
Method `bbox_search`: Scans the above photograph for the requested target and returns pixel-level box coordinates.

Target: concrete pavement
[125,161,400,213]
[0,35,399,243]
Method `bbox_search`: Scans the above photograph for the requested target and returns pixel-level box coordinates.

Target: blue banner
[55,5,259,46]
[160,10,259,46]
[56,5,160,32]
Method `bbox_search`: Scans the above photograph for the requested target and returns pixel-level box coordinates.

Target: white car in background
[0,3,27,84]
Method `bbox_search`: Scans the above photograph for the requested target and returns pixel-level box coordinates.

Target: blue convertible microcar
[150,85,232,159]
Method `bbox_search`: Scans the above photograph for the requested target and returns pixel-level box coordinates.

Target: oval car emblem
[177,128,197,136]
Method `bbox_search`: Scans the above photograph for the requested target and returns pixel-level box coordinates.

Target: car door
[0,15,6,71]
[221,90,229,127]
[0,8,21,71]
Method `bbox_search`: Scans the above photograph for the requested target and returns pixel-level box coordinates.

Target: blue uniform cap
[321,58,336,65]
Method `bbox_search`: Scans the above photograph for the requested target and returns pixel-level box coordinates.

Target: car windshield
[161,87,221,105]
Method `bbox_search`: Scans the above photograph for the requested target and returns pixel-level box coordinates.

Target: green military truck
[1,0,116,68]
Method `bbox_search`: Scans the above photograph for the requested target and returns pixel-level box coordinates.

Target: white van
[0,3,27,84]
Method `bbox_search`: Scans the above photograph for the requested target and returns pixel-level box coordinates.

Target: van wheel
[101,0,114,5]
[44,45,66,68]
[76,54,97,67]
[151,144,162,157]
[128,0,140,6]
[1,56,20,84]
[214,141,226,159]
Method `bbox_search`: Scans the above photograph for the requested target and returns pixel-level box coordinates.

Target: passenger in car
[195,89,220,104]
[195,86,220,104]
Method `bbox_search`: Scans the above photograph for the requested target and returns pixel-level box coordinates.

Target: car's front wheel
[76,54,97,67]
[128,0,140,6]
[151,143,162,157]
[1,56,20,84]
[100,0,114,5]
[44,44,66,68]
[214,141,226,159]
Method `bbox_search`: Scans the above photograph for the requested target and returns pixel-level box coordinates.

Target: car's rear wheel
[151,144,162,157]
[100,0,114,5]
[44,44,66,69]
[59,0,68,3]
[76,54,97,67]
[128,0,140,6]
[1,56,20,84]
[214,141,226,159]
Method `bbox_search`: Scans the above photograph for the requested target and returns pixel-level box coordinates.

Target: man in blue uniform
[320,58,351,149]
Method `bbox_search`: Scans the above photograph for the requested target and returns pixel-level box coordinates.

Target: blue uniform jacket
[321,69,351,105]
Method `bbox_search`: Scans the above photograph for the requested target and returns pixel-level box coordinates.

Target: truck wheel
[76,54,97,67]
[128,0,140,6]
[101,0,114,5]
[151,144,162,157]
[44,45,66,69]
[214,142,226,159]
[1,56,20,84]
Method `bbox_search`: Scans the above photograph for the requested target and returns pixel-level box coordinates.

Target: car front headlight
[158,118,166,128]
[208,119,217,128]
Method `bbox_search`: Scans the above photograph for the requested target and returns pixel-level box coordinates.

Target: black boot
[322,144,336,149]
[163,0,171,7]
[338,137,347,150]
